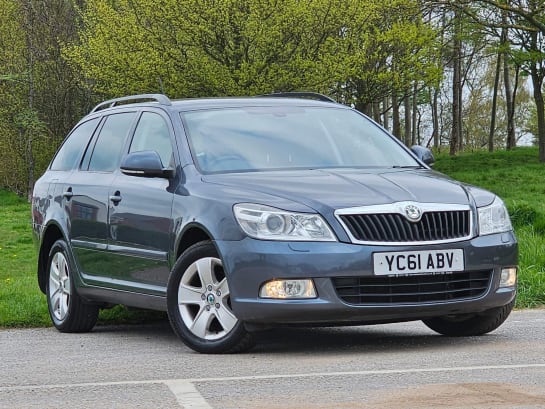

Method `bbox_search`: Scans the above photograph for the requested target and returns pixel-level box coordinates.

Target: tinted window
[50,118,100,171]
[88,112,137,172]
[130,112,173,167]
[181,107,418,173]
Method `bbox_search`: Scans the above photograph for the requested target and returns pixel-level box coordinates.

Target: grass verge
[0,190,165,327]
[433,146,545,307]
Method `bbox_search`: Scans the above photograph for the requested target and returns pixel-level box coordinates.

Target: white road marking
[164,379,213,409]
[183,363,545,383]
[1,363,545,393]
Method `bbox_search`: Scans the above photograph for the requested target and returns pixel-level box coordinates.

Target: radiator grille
[339,210,470,243]
[332,271,491,305]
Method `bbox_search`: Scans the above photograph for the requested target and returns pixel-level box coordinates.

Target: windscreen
[181,106,419,173]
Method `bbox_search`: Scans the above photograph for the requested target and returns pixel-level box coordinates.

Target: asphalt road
[1,309,545,409]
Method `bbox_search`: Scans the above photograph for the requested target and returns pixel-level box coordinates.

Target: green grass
[434,146,545,308]
[0,190,165,327]
[1,146,544,327]
[433,147,545,218]
[0,192,49,327]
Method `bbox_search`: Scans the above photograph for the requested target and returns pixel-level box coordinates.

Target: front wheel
[46,239,99,332]
[422,299,515,336]
[167,241,254,353]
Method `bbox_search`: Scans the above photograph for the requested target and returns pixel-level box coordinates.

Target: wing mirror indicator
[120,151,174,178]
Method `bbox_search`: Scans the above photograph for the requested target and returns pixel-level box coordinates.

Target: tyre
[167,241,254,353]
[46,239,99,332]
[422,299,515,336]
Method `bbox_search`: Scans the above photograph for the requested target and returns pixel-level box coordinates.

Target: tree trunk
[24,1,36,202]
[534,76,545,162]
[503,50,516,149]
[457,75,463,151]
[392,94,401,139]
[450,11,462,156]
[528,31,545,162]
[450,56,461,154]
[489,47,502,152]
[372,101,381,124]
[431,87,439,149]
[404,94,411,146]
[355,100,371,116]
[411,83,418,145]
[383,97,389,131]
[532,73,545,162]
[26,133,34,202]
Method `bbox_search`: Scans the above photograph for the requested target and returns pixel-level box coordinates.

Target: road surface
[1,309,544,408]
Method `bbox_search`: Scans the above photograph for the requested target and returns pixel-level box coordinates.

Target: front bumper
[216,232,517,324]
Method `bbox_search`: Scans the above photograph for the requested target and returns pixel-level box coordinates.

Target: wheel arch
[37,222,66,293]
[175,223,215,261]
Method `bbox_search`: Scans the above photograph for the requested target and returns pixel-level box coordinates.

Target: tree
[442,0,545,160]
[0,0,35,196]
[330,1,442,117]
[0,0,92,198]
[66,0,442,114]
[66,0,345,98]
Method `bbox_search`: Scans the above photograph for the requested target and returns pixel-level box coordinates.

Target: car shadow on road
[91,318,506,355]
[250,324,507,355]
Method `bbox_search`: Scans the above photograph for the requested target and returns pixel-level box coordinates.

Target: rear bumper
[216,232,517,324]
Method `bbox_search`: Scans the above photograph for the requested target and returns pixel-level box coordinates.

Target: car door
[45,116,101,272]
[106,110,176,295]
[67,111,138,285]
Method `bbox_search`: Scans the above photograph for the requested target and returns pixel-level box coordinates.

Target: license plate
[373,249,464,275]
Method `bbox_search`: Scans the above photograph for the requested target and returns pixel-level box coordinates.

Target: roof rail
[259,91,336,103]
[90,94,172,114]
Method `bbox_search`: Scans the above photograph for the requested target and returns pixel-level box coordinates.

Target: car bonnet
[200,168,488,214]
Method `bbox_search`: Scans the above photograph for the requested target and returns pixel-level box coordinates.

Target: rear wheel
[422,300,515,336]
[167,241,253,353]
[46,239,99,332]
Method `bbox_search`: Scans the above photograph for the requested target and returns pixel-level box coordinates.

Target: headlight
[233,203,337,241]
[478,197,513,236]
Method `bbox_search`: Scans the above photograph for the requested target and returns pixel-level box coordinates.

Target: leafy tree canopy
[65,0,441,103]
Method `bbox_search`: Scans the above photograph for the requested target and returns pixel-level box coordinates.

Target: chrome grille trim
[335,202,473,245]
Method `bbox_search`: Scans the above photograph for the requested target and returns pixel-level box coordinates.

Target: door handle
[62,187,73,199]
[109,191,122,204]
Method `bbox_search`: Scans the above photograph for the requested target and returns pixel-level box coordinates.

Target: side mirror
[411,145,435,166]
[120,151,174,178]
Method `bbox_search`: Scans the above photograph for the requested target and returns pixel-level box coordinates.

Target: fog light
[259,279,316,299]
[500,267,517,287]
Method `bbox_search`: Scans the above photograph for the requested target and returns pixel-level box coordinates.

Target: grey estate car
[32,93,517,353]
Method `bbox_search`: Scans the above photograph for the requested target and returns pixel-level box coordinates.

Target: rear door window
[87,112,137,172]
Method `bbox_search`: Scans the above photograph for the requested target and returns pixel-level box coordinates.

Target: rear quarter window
[50,118,100,171]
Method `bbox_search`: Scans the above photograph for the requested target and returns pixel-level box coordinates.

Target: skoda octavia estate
[32,93,517,353]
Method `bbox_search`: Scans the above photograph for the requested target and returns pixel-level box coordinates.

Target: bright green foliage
[329,0,442,110]
[66,0,441,101]
[66,0,342,96]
